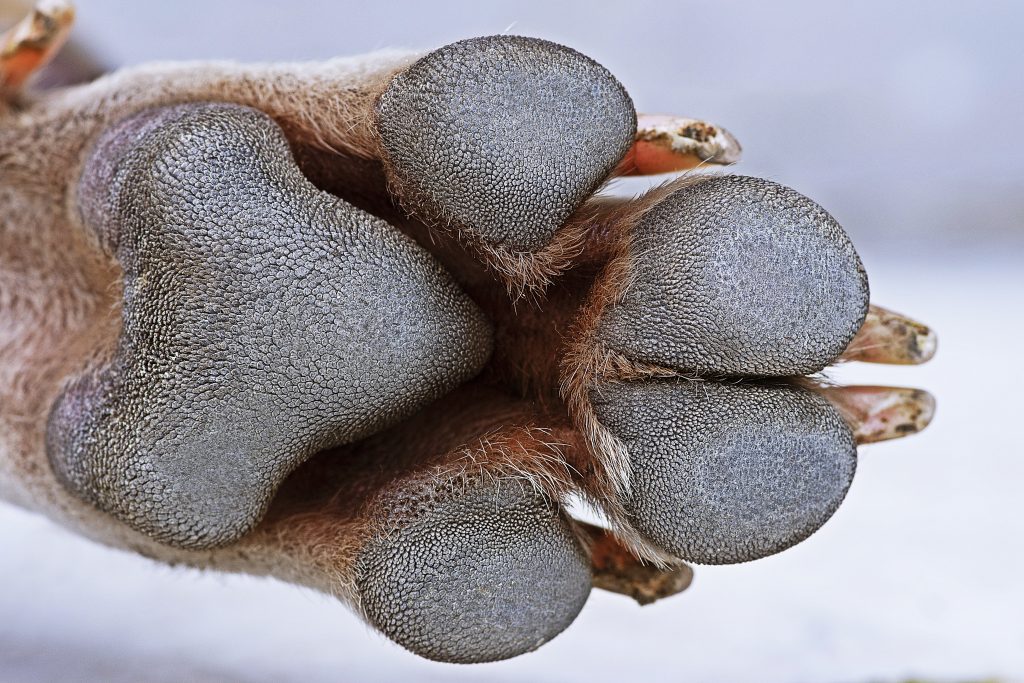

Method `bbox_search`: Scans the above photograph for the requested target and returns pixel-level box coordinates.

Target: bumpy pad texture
[376,35,636,251]
[48,104,492,548]
[592,380,856,564]
[357,480,591,663]
[599,175,869,376]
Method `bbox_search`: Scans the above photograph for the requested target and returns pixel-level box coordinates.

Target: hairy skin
[0,30,928,664]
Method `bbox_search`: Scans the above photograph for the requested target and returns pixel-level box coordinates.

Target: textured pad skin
[592,380,857,564]
[599,175,869,377]
[357,479,591,663]
[376,35,636,251]
[48,104,493,549]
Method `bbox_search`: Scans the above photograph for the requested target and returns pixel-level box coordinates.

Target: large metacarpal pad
[48,104,492,549]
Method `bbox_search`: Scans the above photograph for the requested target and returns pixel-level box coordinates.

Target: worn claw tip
[822,385,936,445]
[842,304,938,365]
[1,0,75,92]
[617,113,742,176]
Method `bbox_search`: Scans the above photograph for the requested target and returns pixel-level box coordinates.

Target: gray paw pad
[591,380,856,564]
[356,479,591,663]
[376,35,636,252]
[48,103,492,549]
[598,175,869,377]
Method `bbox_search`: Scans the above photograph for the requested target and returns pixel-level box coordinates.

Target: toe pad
[592,380,857,564]
[377,35,635,252]
[357,479,591,663]
[599,175,869,377]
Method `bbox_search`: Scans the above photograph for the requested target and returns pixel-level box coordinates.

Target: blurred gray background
[1,1,1021,681]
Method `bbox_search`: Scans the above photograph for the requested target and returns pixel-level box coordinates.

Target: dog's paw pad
[598,175,869,377]
[591,379,856,564]
[356,479,590,663]
[376,35,635,253]
[48,103,492,548]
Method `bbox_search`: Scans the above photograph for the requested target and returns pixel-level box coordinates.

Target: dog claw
[616,114,742,175]
[820,384,936,444]
[0,0,74,92]
[581,521,693,605]
[841,304,937,365]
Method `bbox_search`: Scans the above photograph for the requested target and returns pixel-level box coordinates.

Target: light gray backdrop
[2,1,1021,681]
